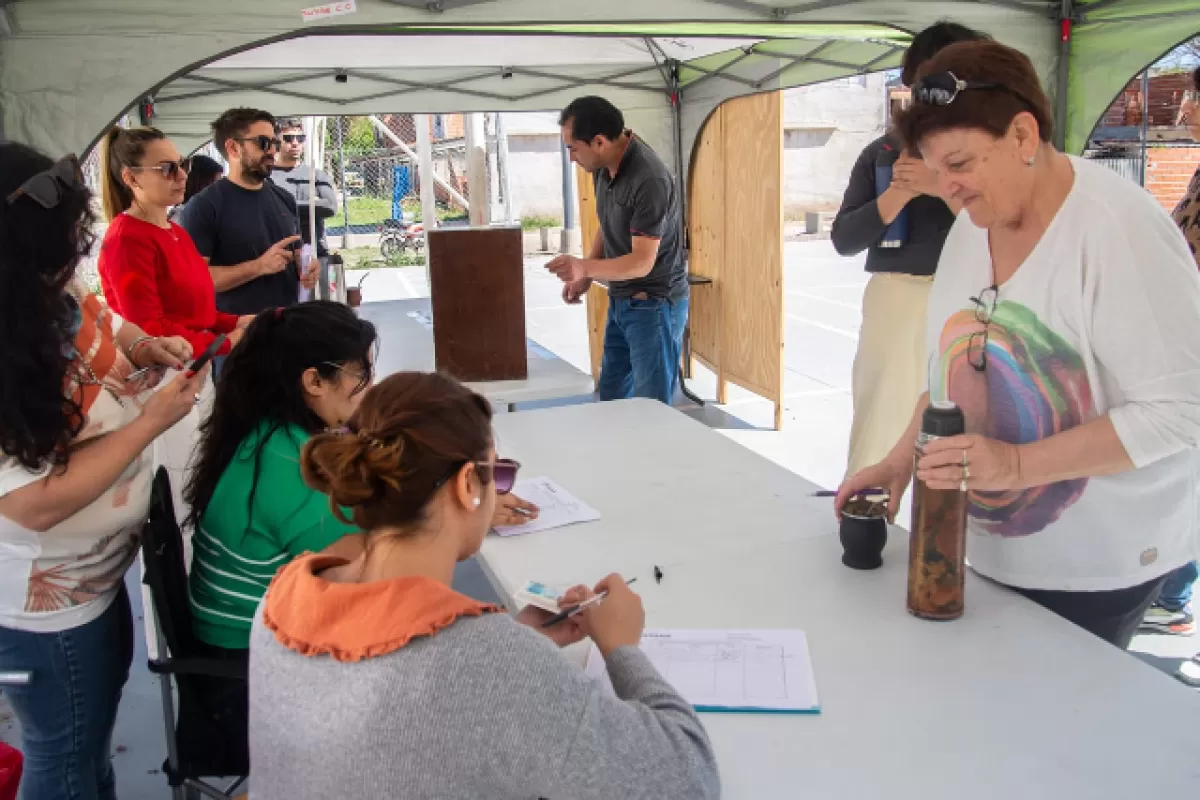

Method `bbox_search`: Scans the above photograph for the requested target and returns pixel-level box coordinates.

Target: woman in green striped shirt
[184,302,378,652]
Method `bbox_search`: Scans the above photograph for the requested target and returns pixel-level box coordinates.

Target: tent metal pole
[506,67,668,96]
[384,0,502,11]
[336,118,351,250]
[495,113,513,225]
[559,138,577,254]
[680,60,760,90]
[1083,10,1200,24]
[754,41,838,89]
[157,70,342,104]
[860,44,906,73]
[1140,69,1149,186]
[694,0,778,17]
[669,59,704,409]
[680,51,756,93]
[185,74,334,104]
[345,69,512,102]
[1054,0,1074,151]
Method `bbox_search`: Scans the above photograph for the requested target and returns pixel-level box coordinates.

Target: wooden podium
[427,226,527,381]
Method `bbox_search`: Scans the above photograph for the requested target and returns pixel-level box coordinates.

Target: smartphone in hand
[186,334,227,377]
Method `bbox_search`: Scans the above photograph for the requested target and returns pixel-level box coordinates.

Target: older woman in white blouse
[837,40,1200,650]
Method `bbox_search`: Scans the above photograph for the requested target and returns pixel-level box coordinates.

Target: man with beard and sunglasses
[179,108,319,317]
[270,118,339,301]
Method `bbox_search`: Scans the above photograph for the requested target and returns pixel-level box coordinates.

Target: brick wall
[1145,145,1200,210]
[1101,73,1194,128]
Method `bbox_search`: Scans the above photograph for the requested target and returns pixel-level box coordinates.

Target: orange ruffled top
[262,553,501,663]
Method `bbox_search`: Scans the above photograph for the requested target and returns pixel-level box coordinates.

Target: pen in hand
[540,577,638,628]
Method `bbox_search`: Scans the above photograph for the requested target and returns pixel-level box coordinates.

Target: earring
[1025,156,1036,166]
[473,498,481,508]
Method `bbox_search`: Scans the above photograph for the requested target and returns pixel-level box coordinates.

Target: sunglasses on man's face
[130,159,188,180]
[6,154,85,209]
[281,134,307,145]
[235,135,282,153]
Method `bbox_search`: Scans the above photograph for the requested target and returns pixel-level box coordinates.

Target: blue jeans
[0,585,133,800]
[597,294,689,404]
[1158,561,1199,611]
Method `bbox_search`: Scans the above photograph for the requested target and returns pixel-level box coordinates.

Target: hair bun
[300,429,405,522]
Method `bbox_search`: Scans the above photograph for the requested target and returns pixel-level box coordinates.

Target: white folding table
[484,399,1200,799]
[359,297,594,410]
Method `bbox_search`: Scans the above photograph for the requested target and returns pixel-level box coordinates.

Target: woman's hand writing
[579,574,645,657]
[491,493,539,527]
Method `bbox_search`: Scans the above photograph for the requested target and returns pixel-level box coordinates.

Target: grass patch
[344,195,470,228]
[340,245,425,270]
[521,215,562,230]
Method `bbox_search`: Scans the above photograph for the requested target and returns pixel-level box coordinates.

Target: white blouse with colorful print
[927,157,1200,592]
[0,282,154,633]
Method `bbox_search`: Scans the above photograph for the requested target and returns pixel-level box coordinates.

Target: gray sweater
[248,609,720,799]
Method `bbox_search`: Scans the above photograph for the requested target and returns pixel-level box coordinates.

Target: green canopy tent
[2,1,1200,171]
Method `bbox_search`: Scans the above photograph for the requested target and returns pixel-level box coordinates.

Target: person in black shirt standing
[832,22,985,477]
[180,108,318,316]
[547,96,688,405]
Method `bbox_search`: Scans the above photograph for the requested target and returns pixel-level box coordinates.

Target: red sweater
[98,214,239,354]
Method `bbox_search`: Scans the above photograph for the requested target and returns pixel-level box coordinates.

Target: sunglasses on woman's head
[130,159,188,180]
[281,134,307,145]
[6,154,85,209]
[913,71,1035,112]
[912,72,999,106]
[234,135,282,153]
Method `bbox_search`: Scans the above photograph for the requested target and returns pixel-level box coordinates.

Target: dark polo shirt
[593,134,687,300]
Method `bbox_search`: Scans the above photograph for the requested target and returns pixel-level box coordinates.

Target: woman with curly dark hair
[0,142,208,800]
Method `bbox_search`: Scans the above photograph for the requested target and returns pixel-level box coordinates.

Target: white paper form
[493,477,601,537]
[585,629,820,713]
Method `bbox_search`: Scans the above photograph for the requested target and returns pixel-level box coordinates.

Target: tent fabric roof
[0,1,1197,161]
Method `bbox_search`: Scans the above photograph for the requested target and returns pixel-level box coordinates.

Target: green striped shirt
[188,422,358,649]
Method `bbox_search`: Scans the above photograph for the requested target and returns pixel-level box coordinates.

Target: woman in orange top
[97,126,253,357]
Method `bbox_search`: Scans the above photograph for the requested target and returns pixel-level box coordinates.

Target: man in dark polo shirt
[548,96,688,404]
[180,107,318,316]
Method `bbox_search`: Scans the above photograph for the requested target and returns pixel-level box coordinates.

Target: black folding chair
[140,467,249,800]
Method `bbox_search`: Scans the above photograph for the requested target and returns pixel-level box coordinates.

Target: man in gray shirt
[548,96,688,404]
[269,118,339,259]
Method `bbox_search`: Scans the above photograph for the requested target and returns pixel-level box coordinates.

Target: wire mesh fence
[323,114,475,264]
